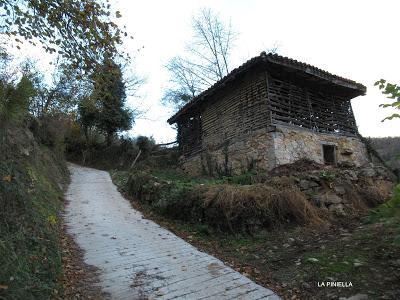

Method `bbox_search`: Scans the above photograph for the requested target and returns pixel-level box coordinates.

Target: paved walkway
[64,164,280,300]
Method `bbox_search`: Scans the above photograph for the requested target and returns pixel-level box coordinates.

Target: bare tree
[163,8,236,108]
[27,60,91,117]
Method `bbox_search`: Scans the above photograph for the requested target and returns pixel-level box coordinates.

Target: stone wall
[272,125,370,167]
[179,128,275,176]
[179,124,371,176]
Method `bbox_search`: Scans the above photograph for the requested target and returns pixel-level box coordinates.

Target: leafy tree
[81,57,133,145]
[29,61,92,117]
[135,135,155,159]
[375,79,400,121]
[163,8,236,108]
[0,0,130,72]
[0,74,36,126]
[0,50,37,126]
[77,96,97,143]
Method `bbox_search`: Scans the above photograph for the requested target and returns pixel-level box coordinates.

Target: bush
[115,163,396,234]
[30,114,70,153]
[196,184,323,232]
[366,184,400,221]
[135,136,155,156]
[122,170,324,233]
[0,75,34,127]
[364,184,400,244]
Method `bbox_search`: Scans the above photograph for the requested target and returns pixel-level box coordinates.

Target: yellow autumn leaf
[2,175,11,182]
[47,215,58,225]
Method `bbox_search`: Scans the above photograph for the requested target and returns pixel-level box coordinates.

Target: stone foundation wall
[179,128,275,176]
[179,125,370,176]
[272,125,370,167]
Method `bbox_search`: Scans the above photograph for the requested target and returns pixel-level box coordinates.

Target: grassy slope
[175,194,400,300]
[111,168,400,299]
[0,124,68,299]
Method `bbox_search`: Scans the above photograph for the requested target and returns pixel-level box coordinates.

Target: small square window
[323,144,336,165]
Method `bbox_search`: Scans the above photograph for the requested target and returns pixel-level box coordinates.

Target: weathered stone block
[334,185,346,196]
[329,203,346,215]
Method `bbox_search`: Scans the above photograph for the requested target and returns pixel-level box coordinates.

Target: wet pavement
[64,163,280,300]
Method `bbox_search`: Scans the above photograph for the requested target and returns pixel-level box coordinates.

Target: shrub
[197,184,323,232]
[366,184,400,221]
[364,184,400,244]
[221,171,258,185]
[122,170,324,233]
[30,114,70,153]
[347,179,394,211]
[135,135,155,156]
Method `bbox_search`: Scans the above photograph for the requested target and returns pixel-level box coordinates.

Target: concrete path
[64,164,280,300]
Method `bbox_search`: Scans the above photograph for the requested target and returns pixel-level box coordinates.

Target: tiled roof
[168,52,366,124]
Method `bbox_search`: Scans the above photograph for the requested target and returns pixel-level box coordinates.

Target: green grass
[366,184,400,221]
[319,170,336,182]
[364,184,400,245]
[110,168,259,222]
[302,251,366,277]
[130,168,260,186]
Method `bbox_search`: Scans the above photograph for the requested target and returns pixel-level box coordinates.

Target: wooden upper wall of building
[170,52,366,156]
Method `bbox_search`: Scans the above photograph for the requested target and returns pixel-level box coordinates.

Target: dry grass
[118,166,396,233]
[358,179,394,207]
[197,184,324,232]
[344,179,394,212]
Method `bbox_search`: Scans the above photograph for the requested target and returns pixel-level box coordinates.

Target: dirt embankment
[111,159,399,300]
[114,160,396,233]
[0,120,103,299]
[0,120,68,299]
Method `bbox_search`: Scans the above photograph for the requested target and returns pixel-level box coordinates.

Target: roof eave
[168,53,367,124]
[267,56,366,97]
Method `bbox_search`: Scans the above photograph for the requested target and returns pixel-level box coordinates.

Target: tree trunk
[106,132,113,146]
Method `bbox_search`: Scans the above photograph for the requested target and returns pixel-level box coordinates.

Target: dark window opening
[323,144,336,165]
[177,114,202,156]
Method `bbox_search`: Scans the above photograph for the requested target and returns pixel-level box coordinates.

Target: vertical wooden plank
[264,71,273,126]
[306,90,313,130]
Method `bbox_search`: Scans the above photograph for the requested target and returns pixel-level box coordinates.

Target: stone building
[167,52,370,176]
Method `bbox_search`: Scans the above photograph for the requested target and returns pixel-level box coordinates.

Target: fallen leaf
[2,175,11,182]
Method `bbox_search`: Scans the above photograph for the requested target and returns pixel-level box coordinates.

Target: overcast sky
[9,0,400,142]
[110,0,399,143]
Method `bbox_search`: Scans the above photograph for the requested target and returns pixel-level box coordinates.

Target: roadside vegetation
[102,124,399,300]
[111,158,394,230]
[109,155,400,299]
[0,119,68,299]
[1,1,399,299]
[1,0,137,298]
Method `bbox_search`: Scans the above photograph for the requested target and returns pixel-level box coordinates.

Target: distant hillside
[368,137,400,170]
